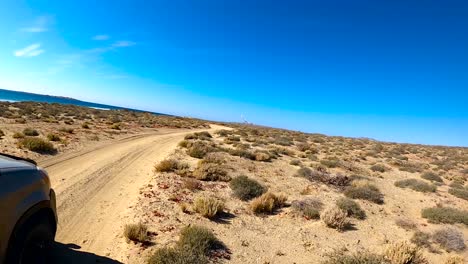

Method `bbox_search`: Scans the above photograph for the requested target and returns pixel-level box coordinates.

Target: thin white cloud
[93,35,110,40]
[112,40,136,47]
[14,43,45,57]
[21,16,51,33]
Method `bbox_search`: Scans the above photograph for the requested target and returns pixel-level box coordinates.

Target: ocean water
[0,88,161,114]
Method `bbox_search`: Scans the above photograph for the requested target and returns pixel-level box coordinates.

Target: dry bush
[321,249,386,264]
[421,172,443,183]
[154,159,188,173]
[229,175,266,201]
[444,255,465,264]
[250,192,287,214]
[421,207,468,225]
[0,129,4,138]
[81,123,90,129]
[12,132,24,139]
[291,198,323,220]
[432,227,466,252]
[394,179,436,193]
[199,152,226,165]
[23,128,39,136]
[18,137,56,154]
[395,219,417,231]
[398,161,428,173]
[336,198,366,219]
[370,164,388,173]
[192,163,230,181]
[254,152,271,162]
[295,167,351,188]
[187,141,214,159]
[148,247,207,264]
[344,182,383,204]
[124,223,148,243]
[448,187,468,201]
[183,178,202,191]
[290,159,301,166]
[320,157,341,168]
[178,140,189,148]
[177,225,223,255]
[411,231,432,249]
[59,127,74,134]
[227,148,255,160]
[193,195,224,218]
[47,133,61,142]
[296,142,311,152]
[384,241,428,264]
[321,206,349,231]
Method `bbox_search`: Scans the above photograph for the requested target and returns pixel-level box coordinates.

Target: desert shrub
[448,188,468,201]
[23,128,39,136]
[274,137,293,146]
[444,255,465,264]
[18,137,56,154]
[433,227,466,252]
[254,152,271,162]
[12,132,24,139]
[177,225,223,255]
[192,163,230,181]
[154,159,188,173]
[148,247,207,264]
[193,195,224,218]
[290,159,301,166]
[384,241,428,264]
[336,198,365,219]
[59,127,74,134]
[421,207,468,225]
[291,198,323,220]
[251,192,287,214]
[395,219,417,231]
[199,152,226,165]
[81,123,90,129]
[321,206,349,231]
[344,183,383,204]
[0,129,4,138]
[296,143,311,152]
[187,141,214,159]
[228,148,255,160]
[230,175,266,201]
[370,164,387,173]
[421,172,443,183]
[395,179,436,193]
[124,223,148,243]
[321,249,386,264]
[178,140,189,148]
[411,231,432,248]
[111,123,121,130]
[295,167,351,188]
[47,133,61,142]
[183,178,202,191]
[320,158,341,168]
[399,162,427,173]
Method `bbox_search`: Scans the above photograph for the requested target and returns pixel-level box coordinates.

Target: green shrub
[421,207,468,225]
[23,128,39,136]
[124,223,148,243]
[448,188,468,201]
[230,175,266,201]
[370,164,387,173]
[395,179,436,193]
[47,134,61,142]
[193,195,224,218]
[187,142,214,159]
[18,137,56,154]
[421,172,443,183]
[344,183,383,204]
[177,225,223,255]
[291,198,323,220]
[336,198,366,219]
[433,227,466,252]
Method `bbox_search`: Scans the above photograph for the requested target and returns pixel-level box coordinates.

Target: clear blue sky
[0,0,467,146]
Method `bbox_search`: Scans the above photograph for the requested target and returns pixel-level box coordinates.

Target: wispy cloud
[93,34,110,40]
[14,43,45,57]
[88,40,137,54]
[21,16,52,33]
[112,40,136,47]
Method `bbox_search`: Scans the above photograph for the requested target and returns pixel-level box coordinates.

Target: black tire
[6,212,56,264]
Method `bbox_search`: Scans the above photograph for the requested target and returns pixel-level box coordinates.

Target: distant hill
[0,88,165,115]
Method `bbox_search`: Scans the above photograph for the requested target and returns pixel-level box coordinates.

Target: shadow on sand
[48,242,123,264]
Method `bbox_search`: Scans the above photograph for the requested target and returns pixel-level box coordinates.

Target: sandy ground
[36,125,226,263]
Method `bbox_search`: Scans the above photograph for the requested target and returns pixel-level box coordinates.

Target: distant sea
[0,88,163,115]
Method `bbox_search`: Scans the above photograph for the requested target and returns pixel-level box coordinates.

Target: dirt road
[39,127,222,263]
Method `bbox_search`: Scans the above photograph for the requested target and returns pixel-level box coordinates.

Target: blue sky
[0,0,467,146]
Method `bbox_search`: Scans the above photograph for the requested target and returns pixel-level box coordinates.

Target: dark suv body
[0,154,57,264]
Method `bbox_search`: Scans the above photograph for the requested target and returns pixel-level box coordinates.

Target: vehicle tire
[6,213,56,264]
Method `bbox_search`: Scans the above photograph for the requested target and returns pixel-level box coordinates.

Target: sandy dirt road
[38,126,223,263]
